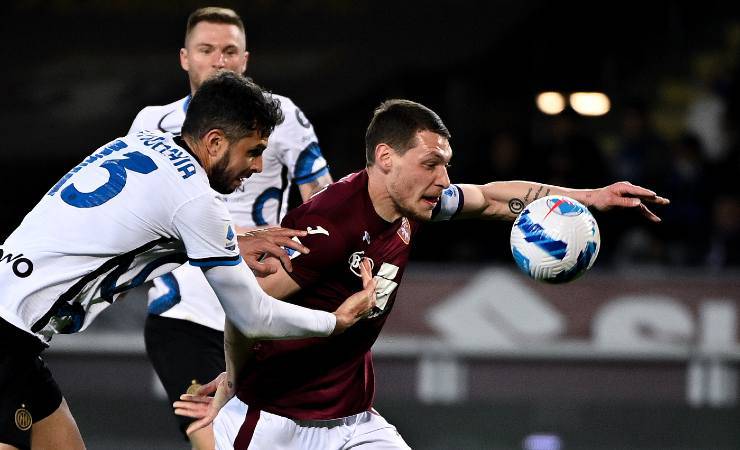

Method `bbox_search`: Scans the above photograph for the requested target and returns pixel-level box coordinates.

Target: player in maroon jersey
[174,99,669,449]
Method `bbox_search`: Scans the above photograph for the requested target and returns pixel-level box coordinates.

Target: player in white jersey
[0,72,373,450]
[127,8,334,449]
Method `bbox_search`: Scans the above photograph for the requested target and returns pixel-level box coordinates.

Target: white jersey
[0,131,240,342]
[129,94,329,330]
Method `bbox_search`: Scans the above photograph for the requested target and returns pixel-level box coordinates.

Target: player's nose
[251,156,263,173]
[214,52,226,68]
[435,166,450,188]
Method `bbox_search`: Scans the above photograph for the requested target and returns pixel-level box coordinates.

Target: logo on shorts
[348,251,374,277]
[186,379,202,395]
[15,405,32,431]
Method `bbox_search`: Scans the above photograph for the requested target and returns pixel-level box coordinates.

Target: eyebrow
[421,151,450,162]
[195,43,240,50]
[249,144,267,154]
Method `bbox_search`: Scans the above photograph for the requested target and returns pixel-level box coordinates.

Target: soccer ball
[510,195,600,283]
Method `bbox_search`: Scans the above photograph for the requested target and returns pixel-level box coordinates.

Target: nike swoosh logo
[157,109,177,133]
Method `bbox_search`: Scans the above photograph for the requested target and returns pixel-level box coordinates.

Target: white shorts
[214,396,411,450]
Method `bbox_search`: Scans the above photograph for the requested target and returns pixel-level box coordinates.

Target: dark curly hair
[182,71,283,142]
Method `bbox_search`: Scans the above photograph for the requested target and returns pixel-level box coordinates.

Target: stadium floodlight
[569,92,610,116]
[536,92,566,115]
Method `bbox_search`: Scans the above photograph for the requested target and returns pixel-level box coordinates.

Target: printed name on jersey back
[137,132,197,179]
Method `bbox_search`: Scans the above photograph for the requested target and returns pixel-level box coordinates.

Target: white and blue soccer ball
[510,195,600,283]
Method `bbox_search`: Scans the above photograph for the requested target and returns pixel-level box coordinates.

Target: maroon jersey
[236,170,419,420]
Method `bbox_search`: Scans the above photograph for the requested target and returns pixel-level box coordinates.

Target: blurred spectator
[706,136,740,268]
[686,54,731,162]
[466,129,530,183]
[661,134,712,265]
[486,130,529,180]
[707,195,740,268]
[612,101,667,187]
[608,102,671,267]
[532,112,609,188]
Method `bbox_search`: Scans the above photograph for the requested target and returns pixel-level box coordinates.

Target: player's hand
[332,258,377,335]
[174,372,235,436]
[588,181,670,223]
[238,227,309,276]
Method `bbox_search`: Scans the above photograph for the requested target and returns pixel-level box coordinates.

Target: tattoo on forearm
[533,185,544,200]
[523,188,532,203]
[508,198,525,214]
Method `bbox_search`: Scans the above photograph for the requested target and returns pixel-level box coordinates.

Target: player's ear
[203,129,228,158]
[375,144,393,173]
[242,51,250,74]
[180,48,189,71]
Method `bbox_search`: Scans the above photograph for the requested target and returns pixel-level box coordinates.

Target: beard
[388,180,433,222]
[209,153,239,195]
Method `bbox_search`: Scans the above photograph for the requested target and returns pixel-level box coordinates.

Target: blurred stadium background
[2,1,740,449]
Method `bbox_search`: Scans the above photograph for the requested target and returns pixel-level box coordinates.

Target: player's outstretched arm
[455,181,669,222]
[256,256,378,334]
[203,258,376,339]
[202,261,336,339]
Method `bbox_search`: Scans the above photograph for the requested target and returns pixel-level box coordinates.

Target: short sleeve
[431,184,465,221]
[281,211,348,288]
[273,102,329,185]
[172,193,241,268]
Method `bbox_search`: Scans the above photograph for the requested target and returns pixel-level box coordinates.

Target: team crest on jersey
[397,218,411,245]
[15,405,32,431]
[348,251,374,277]
[225,225,236,251]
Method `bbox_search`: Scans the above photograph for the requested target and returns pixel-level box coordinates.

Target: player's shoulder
[270,93,314,135]
[124,131,208,192]
[281,173,364,253]
[130,97,189,134]
[293,171,366,218]
[134,97,187,118]
[270,93,296,113]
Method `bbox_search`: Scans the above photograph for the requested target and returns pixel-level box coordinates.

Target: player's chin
[235,173,252,185]
[409,204,435,221]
